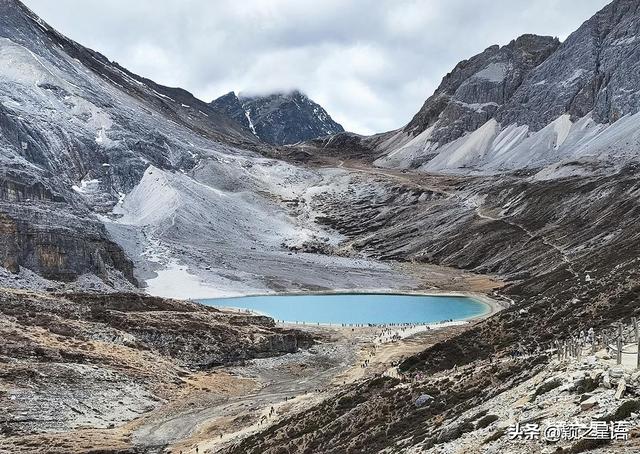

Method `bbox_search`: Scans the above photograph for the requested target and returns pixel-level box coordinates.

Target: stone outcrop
[0,206,136,284]
[0,289,314,438]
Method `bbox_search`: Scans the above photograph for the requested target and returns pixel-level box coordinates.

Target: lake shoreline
[200,289,504,325]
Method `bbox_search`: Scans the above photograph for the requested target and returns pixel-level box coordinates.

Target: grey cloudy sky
[24,0,610,135]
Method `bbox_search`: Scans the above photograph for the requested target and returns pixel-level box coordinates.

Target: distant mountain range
[211,90,344,145]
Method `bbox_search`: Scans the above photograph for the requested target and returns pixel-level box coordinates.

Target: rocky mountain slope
[219,140,640,453]
[246,0,640,441]
[0,0,407,295]
[369,0,640,175]
[395,34,560,162]
[0,0,253,288]
[0,289,313,452]
[211,90,344,145]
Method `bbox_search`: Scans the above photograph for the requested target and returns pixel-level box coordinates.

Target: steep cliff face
[498,0,640,128]
[0,209,135,283]
[404,34,560,144]
[211,90,344,145]
[374,0,640,174]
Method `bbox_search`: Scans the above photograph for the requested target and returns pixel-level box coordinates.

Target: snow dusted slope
[416,111,640,174]
[374,0,640,176]
[0,0,412,294]
[0,0,259,213]
[103,160,414,298]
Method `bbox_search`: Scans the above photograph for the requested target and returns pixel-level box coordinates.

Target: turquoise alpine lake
[199,293,489,325]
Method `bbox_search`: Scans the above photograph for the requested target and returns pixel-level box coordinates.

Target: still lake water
[200,293,488,325]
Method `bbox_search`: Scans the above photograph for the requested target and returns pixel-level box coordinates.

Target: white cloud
[23,0,611,134]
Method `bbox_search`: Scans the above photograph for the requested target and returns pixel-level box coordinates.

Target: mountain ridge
[336,0,640,175]
[403,34,561,143]
[211,89,344,145]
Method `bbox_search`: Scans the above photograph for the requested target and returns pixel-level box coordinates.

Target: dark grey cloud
[23,0,610,134]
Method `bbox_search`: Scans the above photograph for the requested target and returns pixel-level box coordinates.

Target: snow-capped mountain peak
[211,90,344,145]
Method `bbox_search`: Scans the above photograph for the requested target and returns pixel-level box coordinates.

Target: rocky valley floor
[0,287,493,454]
